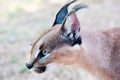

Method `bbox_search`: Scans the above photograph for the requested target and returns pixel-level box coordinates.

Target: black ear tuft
[52,0,77,26]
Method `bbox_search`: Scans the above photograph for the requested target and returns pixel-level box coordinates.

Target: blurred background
[0,0,120,80]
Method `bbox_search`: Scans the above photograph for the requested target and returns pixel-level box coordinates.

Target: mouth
[34,66,46,73]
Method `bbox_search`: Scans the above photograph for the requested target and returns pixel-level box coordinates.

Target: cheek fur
[50,47,79,65]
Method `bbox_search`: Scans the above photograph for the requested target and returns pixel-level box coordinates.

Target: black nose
[26,63,33,69]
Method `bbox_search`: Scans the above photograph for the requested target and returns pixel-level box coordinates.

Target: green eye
[42,50,49,56]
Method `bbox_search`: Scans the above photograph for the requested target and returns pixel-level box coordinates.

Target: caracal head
[26,1,87,73]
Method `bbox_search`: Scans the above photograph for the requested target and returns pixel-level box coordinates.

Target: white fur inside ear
[73,44,80,49]
[75,30,80,39]
[69,33,74,39]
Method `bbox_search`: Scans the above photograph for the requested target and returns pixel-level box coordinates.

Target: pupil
[43,51,47,55]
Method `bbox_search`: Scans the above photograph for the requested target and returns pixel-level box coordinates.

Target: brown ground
[0,0,120,80]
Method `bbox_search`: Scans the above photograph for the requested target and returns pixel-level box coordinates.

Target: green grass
[19,65,27,73]
[10,56,19,64]
[10,56,27,73]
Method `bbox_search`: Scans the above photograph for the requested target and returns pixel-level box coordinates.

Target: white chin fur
[46,64,58,71]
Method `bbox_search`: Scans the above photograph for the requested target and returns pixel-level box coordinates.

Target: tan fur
[28,25,120,80]
[25,1,120,79]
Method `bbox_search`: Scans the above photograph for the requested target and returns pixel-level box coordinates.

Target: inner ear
[60,3,88,33]
[61,11,80,38]
[60,11,82,46]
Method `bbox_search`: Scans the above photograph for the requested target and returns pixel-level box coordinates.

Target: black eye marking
[33,50,44,64]
[39,44,44,50]
[37,51,45,58]
[37,50,49,60]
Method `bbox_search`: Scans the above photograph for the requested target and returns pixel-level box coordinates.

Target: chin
[34,66,46,73]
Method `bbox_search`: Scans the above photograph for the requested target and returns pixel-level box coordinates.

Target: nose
[26,63,33,69]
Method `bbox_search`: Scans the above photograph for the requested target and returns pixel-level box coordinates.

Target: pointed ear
[52,0,76,26]
[61,11,80,37]
[60,11,82,46]
[59,3,87,45]
[61,3,87,32]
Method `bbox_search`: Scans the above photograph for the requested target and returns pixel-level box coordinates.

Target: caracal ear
[61,3,88,33]
[52,0,77,26]
[60,3,87,46]
[61,11,80,33]
[60,11,81,46]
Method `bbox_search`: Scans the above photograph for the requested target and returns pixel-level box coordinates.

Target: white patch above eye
[35,50,40,58]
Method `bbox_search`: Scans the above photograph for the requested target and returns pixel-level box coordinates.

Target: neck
[77,29,113,80]
[77,47,111,80]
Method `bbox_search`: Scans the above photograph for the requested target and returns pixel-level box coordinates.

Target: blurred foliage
[10,56,27,73]
[19,65,27,73]
[10,56,19,63]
